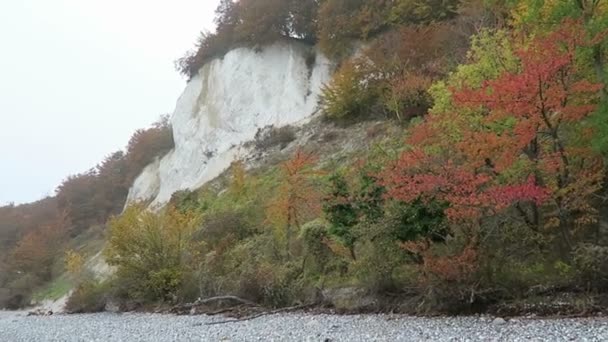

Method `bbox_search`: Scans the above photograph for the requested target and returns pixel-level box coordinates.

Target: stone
[104,300,121,313]
[492,317,507,325]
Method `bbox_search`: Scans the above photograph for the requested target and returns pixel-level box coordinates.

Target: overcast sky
[0,0,219,205]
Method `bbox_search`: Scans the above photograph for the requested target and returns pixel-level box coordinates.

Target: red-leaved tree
[383,21,605,279]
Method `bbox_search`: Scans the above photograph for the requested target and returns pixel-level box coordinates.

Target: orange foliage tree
[10,212,67,281]
[266,149,321,258]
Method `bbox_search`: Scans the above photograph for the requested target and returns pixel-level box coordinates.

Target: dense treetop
[176,0,463,78]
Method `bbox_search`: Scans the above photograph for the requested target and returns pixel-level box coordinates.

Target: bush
[352,237,411,293]
[320,60,382,122]
[65,281,107,313]
[1,292,27,310]
[573,243,608,290]
[194,207,256,250]
[5,273,43,307]
[105,205,201,304]
[301,220,334,275]
[255,125,297,150]
[170,190,203,213]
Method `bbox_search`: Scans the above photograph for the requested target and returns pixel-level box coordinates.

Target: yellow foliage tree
[229,160,247,197]
[64,250,85,280]
[105,204,202,302]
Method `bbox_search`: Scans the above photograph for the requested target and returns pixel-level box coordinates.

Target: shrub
[1,292,27,310]
[170,190,203,213]
[197,208,255,245]
[65,250,85,282]
[198,233,306,307]
[266,150,321,257]
[320,60,381,121]
[255,125,297,150]
[147,268,183,302]
[353,236,411,293]
[573,243,608,290]
[105,205,201,303]
[301,220,334,275]
[65,280,107,313]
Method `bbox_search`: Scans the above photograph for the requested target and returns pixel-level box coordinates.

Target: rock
[104,300,121,313]
[492,317,507,325]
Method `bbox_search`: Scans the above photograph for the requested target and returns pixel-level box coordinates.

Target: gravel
[1,311,607,342]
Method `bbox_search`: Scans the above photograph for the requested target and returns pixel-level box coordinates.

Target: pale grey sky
[0,0,219,204]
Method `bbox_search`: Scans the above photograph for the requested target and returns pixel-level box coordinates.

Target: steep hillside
[2,0,608,317]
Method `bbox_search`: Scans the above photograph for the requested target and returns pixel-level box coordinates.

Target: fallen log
[206,303,314,325]
[170,295,260,315]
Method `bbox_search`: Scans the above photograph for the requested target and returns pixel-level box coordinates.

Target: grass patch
[32,276,72,302]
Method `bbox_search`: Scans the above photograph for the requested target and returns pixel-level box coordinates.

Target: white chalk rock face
[126,41,332,206]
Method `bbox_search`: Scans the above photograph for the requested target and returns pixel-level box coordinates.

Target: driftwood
[206,303,314,325]
[27,309,53,317]
[171,295,316,323]
[191,295,258,307]
[170,295,261,315]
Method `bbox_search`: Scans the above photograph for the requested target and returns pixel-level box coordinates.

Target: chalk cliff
[127,42,331,206]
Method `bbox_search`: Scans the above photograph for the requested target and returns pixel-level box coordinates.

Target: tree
[317,0,392,58]
[507,1,608,154]
[385,22,604,253]
[288,0,320,42]
[125,115,174,182]
[235,0,291,45]
[323,167,385,259]
[323,173,358,259]
[65,250,86,284]
[93,151,129,219]
[266,150,320,258]
[56,170,100,235]
[10,212,67,281]
[389,0,461,25]
[178,0,320,78]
